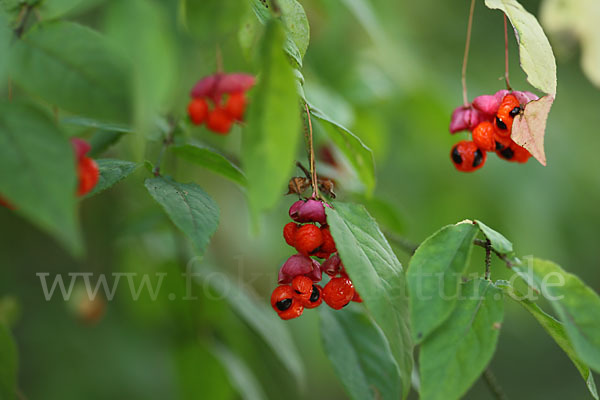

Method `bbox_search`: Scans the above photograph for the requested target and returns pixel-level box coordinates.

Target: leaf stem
[304,103,320,200]
[474,238,515,268]
[503,14,512,91]
[484,239,492,280]
[482,368,509,400]
[216,45,223,74]
[461,0,476,107]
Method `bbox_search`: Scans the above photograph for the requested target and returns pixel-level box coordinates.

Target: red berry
[188,98,209,125]
[77,157,99,197]
[320,227,337,254]
[352,291,363,303]
[495,94,521,136]
[271,285,304,320]
[294,224,324,256]
[206,107,234,134]
[493,131,512,152]
[322,277,355,310]
[291,275,313,304]
[283,222,299,247]
[304,284,323,309]
[472,121,496,152]
[497,140,531,163]
[450,140,486,172]
[224,92,247,121]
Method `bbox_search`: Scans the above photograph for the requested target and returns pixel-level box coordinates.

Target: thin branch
[216,45,223,74]
[304,103,320,200]
[474,239,515,268]
[461,0,476,106]
[484,239,492,280]
[503,14,512,91]
[482,368,509,400]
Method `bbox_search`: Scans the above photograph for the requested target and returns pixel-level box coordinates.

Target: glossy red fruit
[294,224,324,256]
[496,140,532,163]
[495,94,521,136]
[450,140,486,172]
[206,107,234,134]
[303,284,323,308]
[283,222,299,247]
[493,131,512,152]
[320,227,337,254]
[472,121,496,152]
[224,92,247,121]
[77,157,99,197]
[271,285,304,320]
[188,98,209,125]
[322,277,355,310]
[291,275,313,304]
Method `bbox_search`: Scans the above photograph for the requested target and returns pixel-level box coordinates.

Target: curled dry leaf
[512,95,555,166]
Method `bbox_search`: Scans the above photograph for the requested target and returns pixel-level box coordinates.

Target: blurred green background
[1,0,599,398]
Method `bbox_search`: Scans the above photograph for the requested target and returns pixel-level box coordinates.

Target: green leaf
[496,280,599,399]
[144,177,219,256]
[172,144,247,188]
[352,193,406,235]
[326,202,412,399]
[9,21,131,122]
[212,342,267,400]
[320,307,402,400]
[475,220,513,255]
[242,20,300,223]
[192,265,305,386]
[407,222,479,343]
[0,323,17,400]
[246,0,310,67]
[0,10,10,85]
[419,279,504,400]
[0,101,81,255]
[62,116,133,133]
[514,258,600,374]
[104,0,176,136]
[484,0,557,96]
[310,106,375,195]
[85,159,138,198]
[38,0,94,19]
[87,130,127,158]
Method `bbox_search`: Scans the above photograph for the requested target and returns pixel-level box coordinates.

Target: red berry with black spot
[271,285,304,320]
[303,284,323,309]
[224,92,247,121]
[294,224,324,256]
[292,275,314,304]
[77,157,99,197]
[207,107,234,134]
[497,140,531,163]
[495,94,521,136]
[188,98,209,125]
[283,222,299,247]
[450,140,486,172]
[472,121,496,152]
[322,277,355,310]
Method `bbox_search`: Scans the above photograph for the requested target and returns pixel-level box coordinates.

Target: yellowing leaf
[512,95,554,166]
[541,0,600,88]
[485,0,557,96]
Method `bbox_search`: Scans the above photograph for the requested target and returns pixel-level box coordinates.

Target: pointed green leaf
[497,280,598,399]
[145,177,219,256]
[475,220,513,255]
[0,323,17,400]
[0,101,81,255]
[326,202,412,399]
[85,159,138,198]
[407,222,479,343]
[310,106,375,195]
[172,144,247,188]
[484,0,557,96]
[514,258,600,374]
[320,307,402,400]
[9,21,131,122]
[420,279,504,400]
[242,20,300,222]
[212,342,267,400]
[62,117,133,133]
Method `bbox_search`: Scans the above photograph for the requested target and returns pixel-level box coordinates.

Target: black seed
[496,116,507,130]
[276,298,292,311]
[451,146,462,165]
[309,286,320,302]
[509,106,521,117]
[472,149,484,167]
[500,147,514,160]
[294,290,301,294]
[495,141,504,151]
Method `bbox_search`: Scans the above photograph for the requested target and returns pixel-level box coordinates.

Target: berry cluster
[449,90,537,172]
[187,73,255,135]
[0,138,98,209]
[271,199,361,320]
